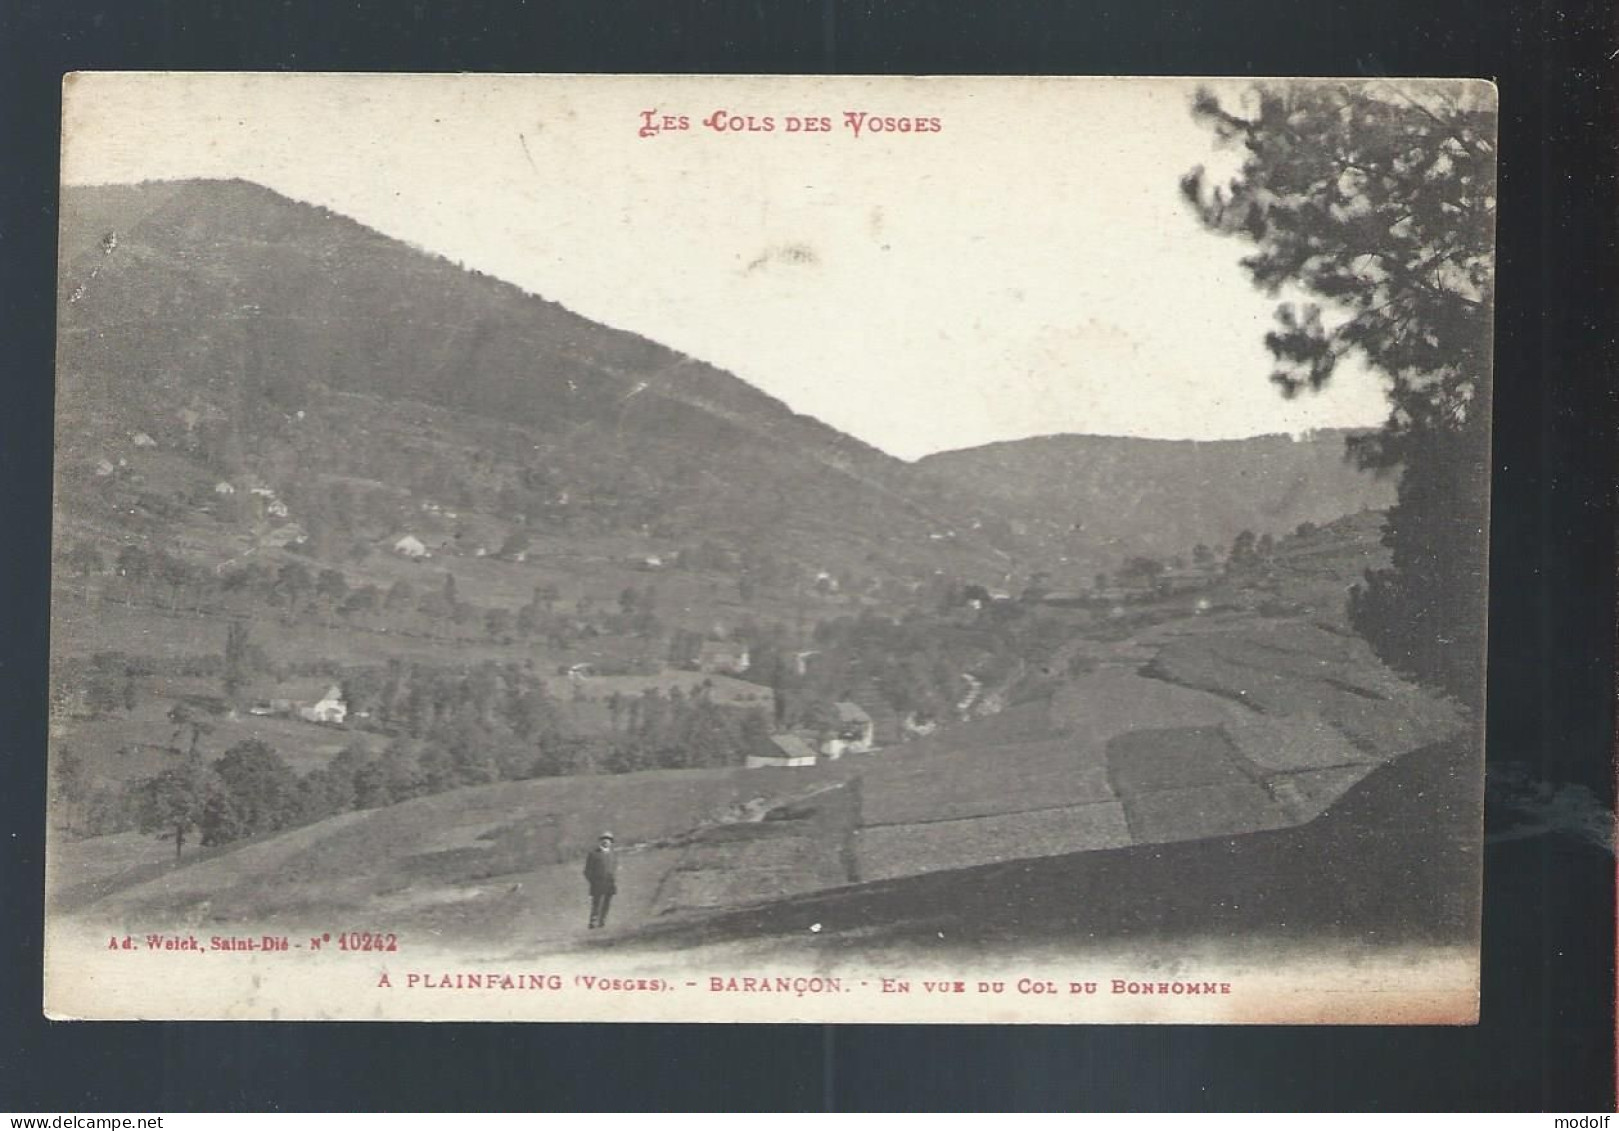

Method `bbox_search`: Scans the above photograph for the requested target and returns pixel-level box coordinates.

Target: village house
[298,685,348,725]
[213,481,235,496]
[262,522,307,548]
[247,679,346,724]
[697,640,751,675]
[131,431,157,449]
[392,534,429,559]
[820,701,876,758]
[846,685,902,746]
[745,733,820,770]
[274,522,310,546]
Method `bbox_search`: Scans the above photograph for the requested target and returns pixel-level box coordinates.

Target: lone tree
[1183,81,1496,706]
[130,751,213,860]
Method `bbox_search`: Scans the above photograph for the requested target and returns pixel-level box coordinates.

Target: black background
[2,0,1614,1112]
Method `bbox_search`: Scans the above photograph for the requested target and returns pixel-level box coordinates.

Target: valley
[48,177,1465,959]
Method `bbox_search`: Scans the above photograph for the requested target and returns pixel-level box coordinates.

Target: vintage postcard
[45,73,1496,1022]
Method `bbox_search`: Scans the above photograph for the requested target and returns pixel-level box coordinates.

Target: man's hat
[599,831,615,841]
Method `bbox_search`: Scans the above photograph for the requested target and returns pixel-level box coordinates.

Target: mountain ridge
[56,177,1011,583]
[57,177,1393,582]
[914,426,1395,567]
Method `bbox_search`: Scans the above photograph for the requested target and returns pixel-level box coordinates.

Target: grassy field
[49,829,182,898]
[54,761,856,943]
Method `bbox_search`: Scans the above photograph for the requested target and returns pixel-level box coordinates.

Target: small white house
[298,685,347,725]
[213,481,236,496]
[131,431,157,449]
[393,534,429,559]
[820,702,876,758]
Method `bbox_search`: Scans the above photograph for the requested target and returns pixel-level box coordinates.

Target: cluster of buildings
[248,682,348,725]
[745,701,877,769]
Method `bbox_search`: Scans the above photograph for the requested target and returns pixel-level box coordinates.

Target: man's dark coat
[584,846,618,894]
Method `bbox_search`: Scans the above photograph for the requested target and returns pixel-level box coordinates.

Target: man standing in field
[584,831,618,929]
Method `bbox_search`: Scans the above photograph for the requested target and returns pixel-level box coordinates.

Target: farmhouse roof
[766,734,820,761]
[249,677,335,704]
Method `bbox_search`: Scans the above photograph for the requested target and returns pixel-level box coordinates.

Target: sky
[61,73,1391,460]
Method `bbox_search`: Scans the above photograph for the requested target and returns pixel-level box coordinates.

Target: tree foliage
[213,739,301,838]
[1184,82,1495,705]
[130,751,215,859]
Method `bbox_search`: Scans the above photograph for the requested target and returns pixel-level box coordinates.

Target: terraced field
[827,613,1459,886]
